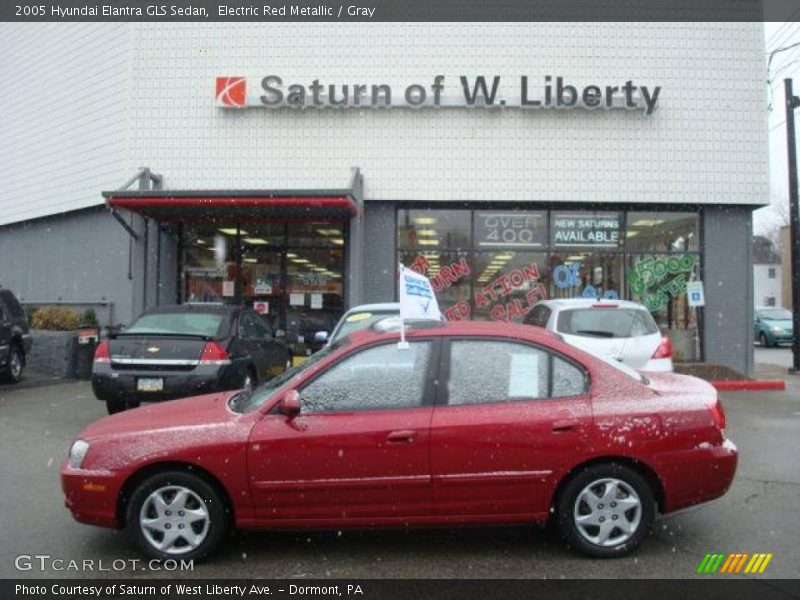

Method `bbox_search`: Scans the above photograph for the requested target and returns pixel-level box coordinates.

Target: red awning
[103,192,358,221]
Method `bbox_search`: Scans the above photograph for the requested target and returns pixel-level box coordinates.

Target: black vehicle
[92,304,292,414]
[0,289,32,384]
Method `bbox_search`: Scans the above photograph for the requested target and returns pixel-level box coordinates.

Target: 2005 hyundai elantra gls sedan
[62,320,737,560]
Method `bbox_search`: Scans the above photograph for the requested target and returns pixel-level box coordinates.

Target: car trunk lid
[108,334,215,371]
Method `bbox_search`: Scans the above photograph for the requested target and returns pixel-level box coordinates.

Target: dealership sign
[216,76,661,114]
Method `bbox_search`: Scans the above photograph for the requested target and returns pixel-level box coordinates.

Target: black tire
[106,398,139,414]
[0,344,24,384]
[556,463,656,558]
[126,470,228,561]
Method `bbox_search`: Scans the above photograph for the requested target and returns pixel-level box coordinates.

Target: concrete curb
[711,380,786,392]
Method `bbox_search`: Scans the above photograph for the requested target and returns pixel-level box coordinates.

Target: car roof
[345,319,559,344]
[537,298,648,310]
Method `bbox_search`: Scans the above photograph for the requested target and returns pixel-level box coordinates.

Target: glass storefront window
[473,211,547,250]
[398,209,471,251]
[286,248,345,351]
[625,212,699,253]
[626,253,700,361]
[182,222,346,357]
[551,211,622,251]
[183,225,237,303]
[473,252,547,322]
[548,253,624,301]
[397,207,703,360]
[287,222,346,248]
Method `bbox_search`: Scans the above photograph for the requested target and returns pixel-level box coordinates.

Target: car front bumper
[61,462,123,528]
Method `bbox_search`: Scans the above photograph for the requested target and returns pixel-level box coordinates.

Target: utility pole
[784,79,800,372]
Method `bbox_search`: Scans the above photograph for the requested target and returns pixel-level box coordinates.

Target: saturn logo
[216,77,247,108]
[146,346,160,354]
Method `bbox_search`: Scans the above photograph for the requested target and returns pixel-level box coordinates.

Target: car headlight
[68,440,90,469]
[771,326,782,332]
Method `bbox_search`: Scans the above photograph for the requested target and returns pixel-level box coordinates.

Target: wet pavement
[0,368,798,580]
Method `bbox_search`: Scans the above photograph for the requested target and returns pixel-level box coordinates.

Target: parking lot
[0,364,798,580]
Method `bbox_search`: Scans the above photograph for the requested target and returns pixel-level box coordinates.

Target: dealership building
[0,23,767,372]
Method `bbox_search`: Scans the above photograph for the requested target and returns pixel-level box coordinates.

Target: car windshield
[557,308,658,338]
[759,309,792,320]
[125,312,226,336]
[230,338,351,413]
[332,310,398,341]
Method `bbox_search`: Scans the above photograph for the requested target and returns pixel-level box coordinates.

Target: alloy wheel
[9,349,22,379]
[573,477,642,547]
[139,485,210,554]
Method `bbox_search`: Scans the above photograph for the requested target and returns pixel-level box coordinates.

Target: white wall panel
[0,23,132,226]
[0,23,769,227]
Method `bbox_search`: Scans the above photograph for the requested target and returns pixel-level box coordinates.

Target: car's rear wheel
[0,344,24,383]
[557,463,655,558]
[126,471,227,561]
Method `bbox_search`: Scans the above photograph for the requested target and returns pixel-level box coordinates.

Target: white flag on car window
[398,264,442,321]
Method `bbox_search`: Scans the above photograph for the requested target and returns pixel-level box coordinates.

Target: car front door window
[300,342,432,413]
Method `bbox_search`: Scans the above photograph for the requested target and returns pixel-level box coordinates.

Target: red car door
[431,338,592,520]
[247,340,438,523]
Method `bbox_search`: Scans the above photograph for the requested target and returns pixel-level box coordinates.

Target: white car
[315,303,401,346]
[524,298,673,372]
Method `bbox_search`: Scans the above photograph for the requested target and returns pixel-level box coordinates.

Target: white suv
[524,298,673,372]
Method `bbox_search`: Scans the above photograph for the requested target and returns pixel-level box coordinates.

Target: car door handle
[552,419,579,433]
[386,430,416,444]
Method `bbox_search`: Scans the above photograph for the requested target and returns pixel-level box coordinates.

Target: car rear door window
[447,340,587,405]
[448,340,549,405]
[300,342,432,413]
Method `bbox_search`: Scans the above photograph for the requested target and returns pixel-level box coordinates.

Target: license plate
[137,377,164,392]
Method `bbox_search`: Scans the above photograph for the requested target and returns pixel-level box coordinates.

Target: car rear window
[126,312,227,337]
[557,308,657,339]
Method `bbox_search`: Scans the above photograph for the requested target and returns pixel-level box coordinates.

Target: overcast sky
[760,22,800,235]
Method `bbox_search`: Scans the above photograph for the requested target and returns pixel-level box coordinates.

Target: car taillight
[709,397,727,431]
[199,341,230,365]
[651,335,673,359]
[93,340,110,364]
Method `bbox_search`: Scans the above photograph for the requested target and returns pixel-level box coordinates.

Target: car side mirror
[279,390,301,418]
[275,329,286,339]
[314,331,329,344]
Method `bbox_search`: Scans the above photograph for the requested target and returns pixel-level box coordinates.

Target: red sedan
[61,321,737,560]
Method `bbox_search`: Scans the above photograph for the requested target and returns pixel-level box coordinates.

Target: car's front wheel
[557,463,656,558]
[759,332,769,347]
[126,471,228,561]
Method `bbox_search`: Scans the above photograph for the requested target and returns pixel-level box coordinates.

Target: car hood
[79,391,240,442]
